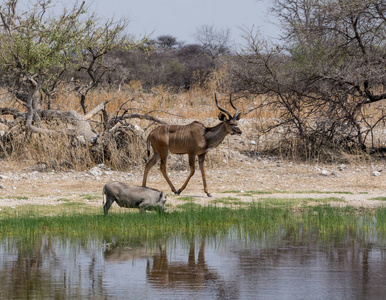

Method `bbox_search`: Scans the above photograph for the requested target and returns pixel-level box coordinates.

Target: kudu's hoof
[174,190,181,195]
[207,193,212,197]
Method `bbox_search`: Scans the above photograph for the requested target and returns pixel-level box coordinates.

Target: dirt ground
[1,154,385,209]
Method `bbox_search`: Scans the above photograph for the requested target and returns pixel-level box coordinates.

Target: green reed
[1,204,386,243]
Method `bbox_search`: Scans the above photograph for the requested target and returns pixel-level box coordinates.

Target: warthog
[102,182,166,214]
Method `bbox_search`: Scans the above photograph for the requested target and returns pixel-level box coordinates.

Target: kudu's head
[215,94,242,135]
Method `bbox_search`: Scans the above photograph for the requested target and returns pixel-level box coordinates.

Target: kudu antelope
[142,94,242,197]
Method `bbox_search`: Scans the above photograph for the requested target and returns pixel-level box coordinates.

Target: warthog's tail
[102,186,106,206]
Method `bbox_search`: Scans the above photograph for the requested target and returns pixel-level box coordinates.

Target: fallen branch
[106,113,167,131]
[0,107,24,118]
[85,98,115,120]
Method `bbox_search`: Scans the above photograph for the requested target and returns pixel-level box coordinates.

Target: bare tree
[232,0,386,158]
[74,17,131,114]
[194,25,232,60]
[0,0,141,141]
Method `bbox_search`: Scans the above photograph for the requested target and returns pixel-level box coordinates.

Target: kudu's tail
[146,137,151,157]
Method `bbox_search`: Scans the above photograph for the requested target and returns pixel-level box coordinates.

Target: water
[1,230,386,299]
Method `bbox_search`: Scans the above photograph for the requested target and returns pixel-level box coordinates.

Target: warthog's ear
[158,191,164,202]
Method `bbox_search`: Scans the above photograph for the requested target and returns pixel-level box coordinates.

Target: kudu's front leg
[177,154,196,195]
[159,154,179,195]
[198,153,212,197]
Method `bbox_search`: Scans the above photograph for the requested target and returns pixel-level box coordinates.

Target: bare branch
[106,113,167,131]
[84,98,116,120]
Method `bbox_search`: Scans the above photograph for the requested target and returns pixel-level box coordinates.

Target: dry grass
[2,129,94,170]
[0,72,263,170]
[1,70,385,170]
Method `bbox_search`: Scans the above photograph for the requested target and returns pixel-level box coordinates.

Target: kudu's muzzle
[231,126,242,135]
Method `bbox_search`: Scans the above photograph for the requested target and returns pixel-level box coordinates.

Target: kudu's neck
[204,122,229,150]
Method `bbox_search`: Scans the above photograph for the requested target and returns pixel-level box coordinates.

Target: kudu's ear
[234,111,242,121]
[229,94,241,121]
[218,111,228,121]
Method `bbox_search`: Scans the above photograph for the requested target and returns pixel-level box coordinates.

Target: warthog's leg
[138,203,163,214]
[138,205,147,214]
[103,196,114,215]
[198,153,211,197]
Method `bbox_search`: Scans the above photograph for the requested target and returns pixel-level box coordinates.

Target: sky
[87,0,281,47]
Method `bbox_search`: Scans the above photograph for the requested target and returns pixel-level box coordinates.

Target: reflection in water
[232,236,386,299]
[146,241,220,289]
[1,230,386,299]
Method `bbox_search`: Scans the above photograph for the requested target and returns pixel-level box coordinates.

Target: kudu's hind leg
[178,154,196,195]
[198,154,211,197]
[142,152,160,187]
[159,152,179,194]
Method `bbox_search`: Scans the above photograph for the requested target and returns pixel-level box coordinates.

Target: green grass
[1,203,386,243]
[257,197,346,208]
[221,190,242,193]
[0,187,384,246]
[370,197,386,201]
[0,194,348,218]
[293,190,353,195]
[192,195,345,208]
[212,197,249,206]
[56,198,71,202]
[80,194,100,201]
[177,196,196,201]
[0,202,99,218]
[221,190,274,195]
[221,190,353,196]
[176,202,203,210]
[0,196,30,200]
